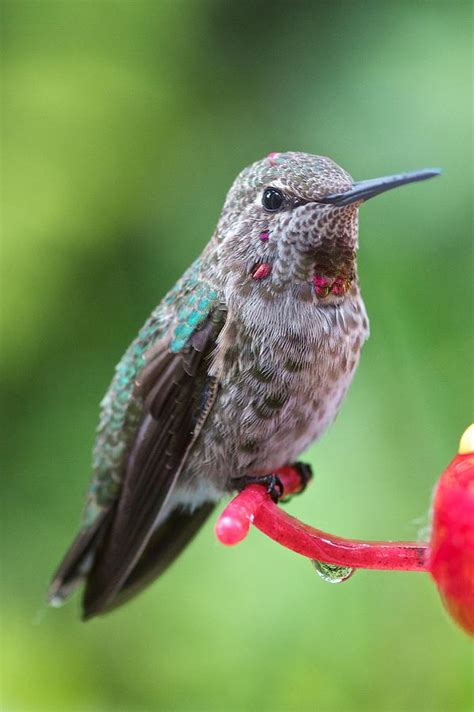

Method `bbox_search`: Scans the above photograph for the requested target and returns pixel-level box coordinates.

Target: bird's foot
[273,461,313,502]
[289,461,313,493]
[233,473,285,503]
[233,463,313,504]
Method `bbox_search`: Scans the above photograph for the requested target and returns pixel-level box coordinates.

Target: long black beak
[321,168,441,207]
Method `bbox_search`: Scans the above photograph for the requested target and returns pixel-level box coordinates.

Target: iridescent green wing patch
[82,258,221,529]
[170,282,219,353]
[84,308,169,527]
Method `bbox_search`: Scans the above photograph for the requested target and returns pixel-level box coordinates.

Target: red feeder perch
[216,425,474,637]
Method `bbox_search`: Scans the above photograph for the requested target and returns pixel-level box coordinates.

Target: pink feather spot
[252,263,272,280]
[259,231,270,242]
[313,274,330,296]
[313,275,329,288]
[267,152,281,166]
[331,277,345,295]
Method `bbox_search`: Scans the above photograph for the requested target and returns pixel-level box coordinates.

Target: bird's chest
[200,292,369,479]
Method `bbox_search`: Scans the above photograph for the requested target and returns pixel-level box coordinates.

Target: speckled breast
[184,288,369,493]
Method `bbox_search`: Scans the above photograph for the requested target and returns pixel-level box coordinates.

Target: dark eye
[262,187,284,212]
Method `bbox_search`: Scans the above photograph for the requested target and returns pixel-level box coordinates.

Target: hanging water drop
[312,559,355,583]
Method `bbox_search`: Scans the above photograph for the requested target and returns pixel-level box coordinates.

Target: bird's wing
[50,307,226,618]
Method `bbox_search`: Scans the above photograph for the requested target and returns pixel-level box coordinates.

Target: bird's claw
[233,474,285,503]
[291,462,313,493]
[233,463,313,504]
[264,474,285,503]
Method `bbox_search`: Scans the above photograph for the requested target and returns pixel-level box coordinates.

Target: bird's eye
[262,187,284,212]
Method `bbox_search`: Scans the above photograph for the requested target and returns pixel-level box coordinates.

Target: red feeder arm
[216,425,474,637]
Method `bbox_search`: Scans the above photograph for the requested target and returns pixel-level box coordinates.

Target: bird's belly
[183,311,367,496]
[223,349,359,476]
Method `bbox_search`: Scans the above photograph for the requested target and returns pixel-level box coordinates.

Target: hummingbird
[49,152,440,619]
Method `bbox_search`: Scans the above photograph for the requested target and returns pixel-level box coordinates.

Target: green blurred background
[2,1,473,710]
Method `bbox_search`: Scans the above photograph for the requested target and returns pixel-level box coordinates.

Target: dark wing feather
[82,315,223,618]
[48,510,111,606]
[84,502,214,618]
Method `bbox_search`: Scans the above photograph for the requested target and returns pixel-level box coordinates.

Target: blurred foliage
[1,1,473,710]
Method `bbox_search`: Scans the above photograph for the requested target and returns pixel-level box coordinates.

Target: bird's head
[214,151,439,305]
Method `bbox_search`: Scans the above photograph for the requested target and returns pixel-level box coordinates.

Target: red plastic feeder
[216,425,474,637]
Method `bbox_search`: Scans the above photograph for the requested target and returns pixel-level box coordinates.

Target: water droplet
[312,560,355,583]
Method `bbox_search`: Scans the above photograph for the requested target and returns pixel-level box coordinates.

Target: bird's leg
[233,462,313,504]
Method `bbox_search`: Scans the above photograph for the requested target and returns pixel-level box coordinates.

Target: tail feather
[48,503,214,618]
[48,511,110,607]
[83,502,214,619]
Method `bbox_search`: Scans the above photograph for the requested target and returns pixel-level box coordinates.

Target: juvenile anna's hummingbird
[49,152,439,619]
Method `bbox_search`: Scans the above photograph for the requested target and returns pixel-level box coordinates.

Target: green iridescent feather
[82,258,220,528]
